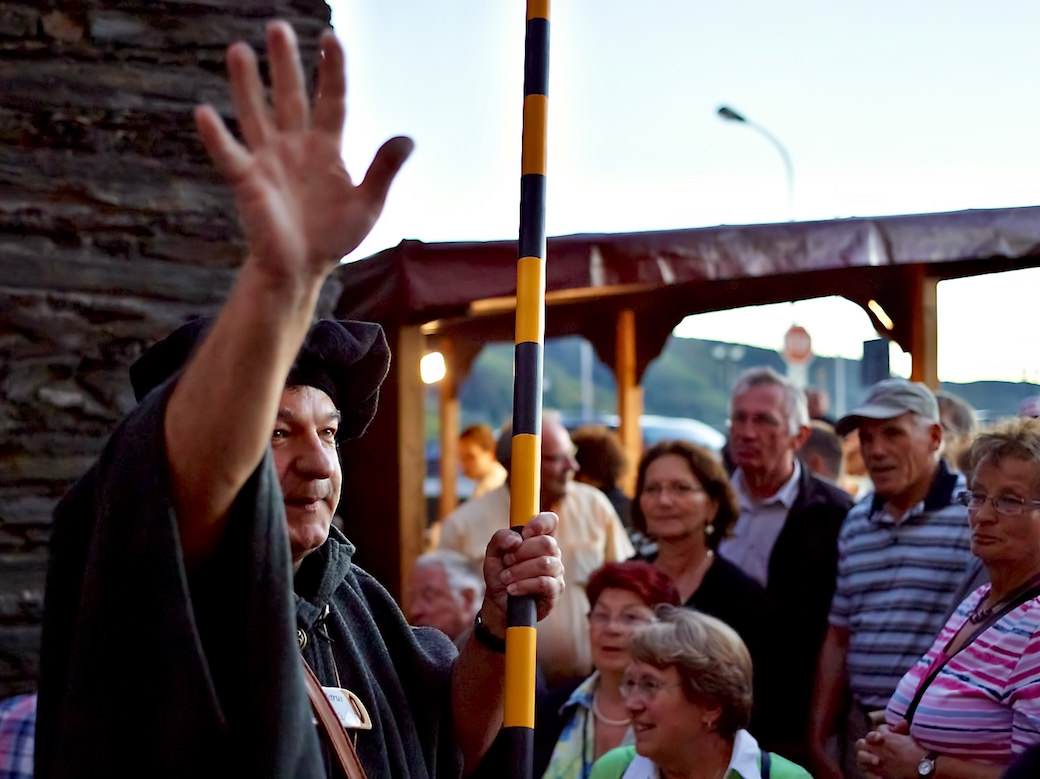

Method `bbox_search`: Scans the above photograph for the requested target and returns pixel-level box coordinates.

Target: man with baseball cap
[807,379,973,779]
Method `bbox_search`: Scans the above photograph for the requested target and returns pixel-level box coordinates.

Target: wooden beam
[615,309,643,495]
[908,267,939,388]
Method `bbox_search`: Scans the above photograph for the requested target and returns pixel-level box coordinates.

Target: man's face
[858,412,941,510]
[406,564,471,641]
[729,383,800,477]
[271,385,343,568]
[541,421,578,509]
[458,439,492,480]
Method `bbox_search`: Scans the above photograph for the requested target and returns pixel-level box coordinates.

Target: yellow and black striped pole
[504,1,549,777]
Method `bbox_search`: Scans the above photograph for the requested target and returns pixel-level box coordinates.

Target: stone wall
[0,0,333,698]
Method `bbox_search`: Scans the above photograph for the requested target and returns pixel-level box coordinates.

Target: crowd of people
[425,362,1040,779]
[6,14,1040,779]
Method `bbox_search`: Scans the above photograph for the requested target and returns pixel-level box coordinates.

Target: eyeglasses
[642,483,704,499]
[956,490,1040,516]
[619,677,682,700]
[588,611,653,630]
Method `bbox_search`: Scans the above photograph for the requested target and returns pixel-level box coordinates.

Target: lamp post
[717,105,795,220]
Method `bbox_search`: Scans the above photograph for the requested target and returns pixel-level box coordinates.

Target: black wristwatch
[917,751,939,778]
[472,610,506,654]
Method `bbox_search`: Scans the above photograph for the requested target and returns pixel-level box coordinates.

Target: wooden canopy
[329,206,1040,597]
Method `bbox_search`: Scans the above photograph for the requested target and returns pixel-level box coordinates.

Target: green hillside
[435,335,1040,436]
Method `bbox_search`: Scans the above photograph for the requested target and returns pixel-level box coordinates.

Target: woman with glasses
[857,418,1040,778]
[538,561,680,779]
[591,606,809,779]
[629,441,771,730]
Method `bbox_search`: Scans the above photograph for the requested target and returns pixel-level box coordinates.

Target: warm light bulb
[420,351,447,384]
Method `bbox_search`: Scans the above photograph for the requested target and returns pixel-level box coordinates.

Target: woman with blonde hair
[591,606,809,779]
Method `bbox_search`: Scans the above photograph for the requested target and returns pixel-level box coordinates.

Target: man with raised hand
[36,21,563,778]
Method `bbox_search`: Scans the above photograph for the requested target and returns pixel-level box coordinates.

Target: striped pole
[504,1,549,777]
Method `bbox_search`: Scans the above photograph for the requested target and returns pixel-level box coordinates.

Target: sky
[327,1,1040,384]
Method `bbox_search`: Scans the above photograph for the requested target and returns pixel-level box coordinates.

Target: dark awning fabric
[334,205,1040,327]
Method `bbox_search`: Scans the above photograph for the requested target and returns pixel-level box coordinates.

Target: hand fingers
[498,533,561,572]
[503,571,564,605]
[358,136,415,212]
[485,526,524,559]
[890,720,909,734]
[856,747,881,769]
[313,30,346,136]
[194,105,250,183]
[501,551,564,591]
[522,511,558,539]
[266,20,309,132]
[226,40,274,149]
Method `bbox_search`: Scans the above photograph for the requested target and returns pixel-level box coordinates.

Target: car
[560,412,726,453]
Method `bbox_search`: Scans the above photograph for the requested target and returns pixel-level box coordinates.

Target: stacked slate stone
[0,0,333,698]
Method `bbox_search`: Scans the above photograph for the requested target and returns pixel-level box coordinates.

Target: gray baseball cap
[835,378,940,436]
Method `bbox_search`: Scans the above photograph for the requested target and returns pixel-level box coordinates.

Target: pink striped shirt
[886,586,1040,763]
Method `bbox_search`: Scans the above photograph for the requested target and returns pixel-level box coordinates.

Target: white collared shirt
[717,461,802,587]
[620,729,766,779]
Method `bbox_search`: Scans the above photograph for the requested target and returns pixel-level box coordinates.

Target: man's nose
[295,433,336,477]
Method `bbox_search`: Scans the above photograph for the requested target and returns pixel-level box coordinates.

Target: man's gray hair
[731,366,808,435]
[414,549,484,603]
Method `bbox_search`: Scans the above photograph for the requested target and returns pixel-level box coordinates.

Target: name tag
[321,686,372,731]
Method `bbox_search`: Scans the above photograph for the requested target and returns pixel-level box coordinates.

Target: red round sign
[783,325,812,364]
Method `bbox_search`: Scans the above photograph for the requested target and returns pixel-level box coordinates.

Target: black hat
[129,318,390,440]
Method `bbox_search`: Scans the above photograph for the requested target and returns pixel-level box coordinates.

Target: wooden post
[908,267,939,389]
[395,324,427,598]
[437,337,460,524]
[336,323,425,602]
[616,309,643,495]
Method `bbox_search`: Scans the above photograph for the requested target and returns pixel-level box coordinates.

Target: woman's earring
[705,523,715,537]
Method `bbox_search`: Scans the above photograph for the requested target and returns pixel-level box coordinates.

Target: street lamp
[716,105,795,220]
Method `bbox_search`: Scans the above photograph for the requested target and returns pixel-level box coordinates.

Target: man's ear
[928,422,943,453]
[790,424,811,453]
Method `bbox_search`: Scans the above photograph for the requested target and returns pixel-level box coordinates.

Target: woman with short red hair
[538,561,680,779]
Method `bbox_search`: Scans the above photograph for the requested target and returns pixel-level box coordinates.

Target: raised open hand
[194,21,412,287]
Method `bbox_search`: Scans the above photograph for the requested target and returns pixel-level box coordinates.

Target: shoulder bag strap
[904,577,1040,724]
[760,748,771,779]
[301,657,369,779]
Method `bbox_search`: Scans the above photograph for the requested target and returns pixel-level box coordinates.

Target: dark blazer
[755,467,853,755]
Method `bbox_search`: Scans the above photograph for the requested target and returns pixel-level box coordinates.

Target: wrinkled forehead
[279,384,340,419]
[732,382,787,415]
